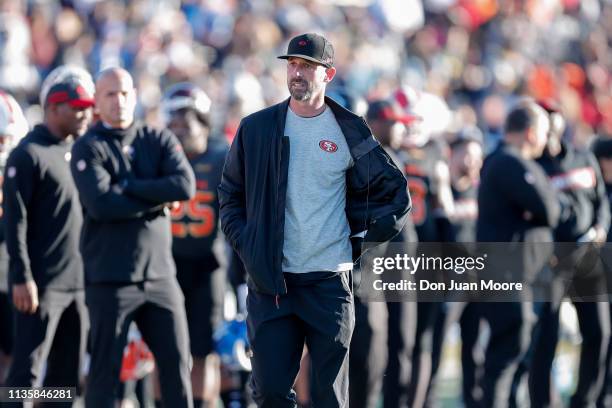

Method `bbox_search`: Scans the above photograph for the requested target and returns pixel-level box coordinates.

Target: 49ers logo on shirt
[319,140,338,153]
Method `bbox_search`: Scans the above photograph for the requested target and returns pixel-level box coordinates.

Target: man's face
[0,133,12,168]
[533,126,549,158]
[95,72,137,129]
[545,112,565,156]
[450,141,483,180]
[167,108,208,156]
[598,157,612,185]
[286,57,330,102]
[51,103,93,139]
[371,119,405,150]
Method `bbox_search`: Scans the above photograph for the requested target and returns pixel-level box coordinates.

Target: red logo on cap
[76,85,90,98]
[319,140,337,153]
[298,40,307,46]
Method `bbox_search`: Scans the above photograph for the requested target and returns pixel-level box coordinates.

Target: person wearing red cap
[2,65,94,403]
[346,99,418,408]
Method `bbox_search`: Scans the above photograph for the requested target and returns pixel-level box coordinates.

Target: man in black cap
[70,67,195,408]
[219,34,411,407]
[3,65,93,402]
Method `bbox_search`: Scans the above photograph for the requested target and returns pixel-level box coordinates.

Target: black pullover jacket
[71,121,195,284]
[478,142,560,242]
[219,97,411,296]
[3,124,83,290]
[477,142,560,280]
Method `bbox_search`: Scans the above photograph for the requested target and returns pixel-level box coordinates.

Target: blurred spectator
[0,0,604,154]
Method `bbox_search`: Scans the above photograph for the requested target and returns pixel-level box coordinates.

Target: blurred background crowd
[1,0,611,150]
[1,0,612,406]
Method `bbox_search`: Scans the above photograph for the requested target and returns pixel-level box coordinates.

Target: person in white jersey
[218,33,411,408]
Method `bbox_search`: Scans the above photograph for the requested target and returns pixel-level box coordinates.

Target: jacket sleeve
[362,145,412,243]
[588,152,611,232]
[495,156,560,228]
[123,130,196,203]
[3,149,35,284]
[218,123,247,252]
[71,138,162,222]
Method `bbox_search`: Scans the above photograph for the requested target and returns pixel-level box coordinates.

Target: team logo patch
[64,152,71,162]
[76,160,87,172]
[319,140,338,153]
[122,145,135,159]
[298,40,307,46]
[7,167,16,178]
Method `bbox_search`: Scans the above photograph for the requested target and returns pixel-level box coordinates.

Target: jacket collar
[32,124,68,145]
[275,96,379,160]
[92,120,139,145]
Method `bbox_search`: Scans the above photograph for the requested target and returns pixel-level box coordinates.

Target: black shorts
[175,257,225,358]
[0,291,13,355]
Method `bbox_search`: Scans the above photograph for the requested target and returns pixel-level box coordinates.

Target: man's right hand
[12,280,39,314]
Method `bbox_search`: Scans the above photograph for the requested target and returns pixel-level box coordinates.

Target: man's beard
[288,78,313,101]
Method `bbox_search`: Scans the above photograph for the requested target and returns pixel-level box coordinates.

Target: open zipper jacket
[219,97,411,296]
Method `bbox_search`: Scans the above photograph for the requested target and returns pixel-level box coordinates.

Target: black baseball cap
[278,33,334,68]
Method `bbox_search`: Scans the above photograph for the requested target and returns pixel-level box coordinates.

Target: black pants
[85,278,192,408]
[529,301,610,408]
[5,289,88,408]
[0,291,13,358]
[247,271,354,408]
[405,301,445,408]
[459,303,483,408]
[383,301,416,408]
[598,302,612,408]
[349,297,388,408]
[477,302,535,408]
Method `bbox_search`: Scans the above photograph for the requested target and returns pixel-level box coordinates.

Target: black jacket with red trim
[538,142,610,242]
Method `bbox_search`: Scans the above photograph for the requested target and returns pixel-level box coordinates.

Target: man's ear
[525,128,536,146]
[324,66,337,83]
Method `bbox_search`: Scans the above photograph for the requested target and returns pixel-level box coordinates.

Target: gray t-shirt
[282,105,354,273]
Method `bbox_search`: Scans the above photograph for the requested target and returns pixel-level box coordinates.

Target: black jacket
[477,142,560,243]
[3,125,83,290]
[477,143,560,282]
[71,122,195,284]
[218,97,411,295]
[537,142,610,242]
